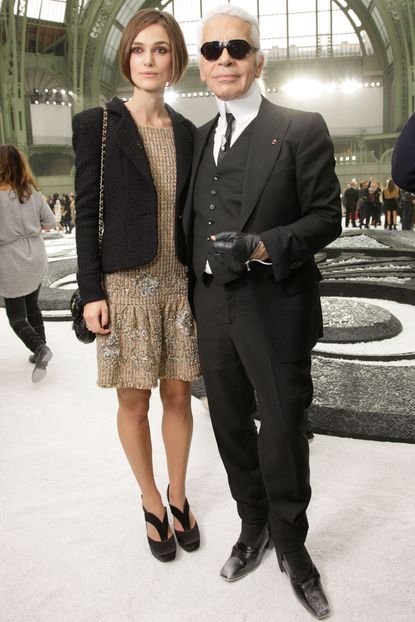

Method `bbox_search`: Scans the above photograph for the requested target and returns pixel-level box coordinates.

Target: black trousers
[4,285,46,353]
[345,206,357,227]
[363,203,373,227]
[194,275,312,553]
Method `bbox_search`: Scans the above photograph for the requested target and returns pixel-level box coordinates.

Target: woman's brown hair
[387,178,396,192]
[0,145,39,203]
[119,8,188,87]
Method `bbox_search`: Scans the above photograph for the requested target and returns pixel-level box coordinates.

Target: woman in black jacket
[73,9,200,562]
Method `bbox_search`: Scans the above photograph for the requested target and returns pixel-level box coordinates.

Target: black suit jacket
[73,96,194,304]
[184,97,342,361]
[344,187,360,208]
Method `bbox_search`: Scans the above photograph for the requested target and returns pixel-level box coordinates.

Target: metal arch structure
[345,0,415,130]
[65,0,169,112]
[381,0,415,128]
[0,0,160,154]
[73,0,158,107]
[0,1,30,149]
[0,0,413,153]
[0,0,73,151]
[348,0,413,130]
[81,0,414,128]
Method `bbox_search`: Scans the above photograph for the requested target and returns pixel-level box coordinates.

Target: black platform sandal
[143,505,176,562]
[167,485,200,552]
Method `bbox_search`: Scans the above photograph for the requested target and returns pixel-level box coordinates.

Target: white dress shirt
[213,82,262,165]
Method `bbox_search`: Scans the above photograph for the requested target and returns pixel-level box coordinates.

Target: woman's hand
[83,299,111,335]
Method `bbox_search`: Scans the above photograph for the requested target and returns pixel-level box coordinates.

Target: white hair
[198,4,261,53]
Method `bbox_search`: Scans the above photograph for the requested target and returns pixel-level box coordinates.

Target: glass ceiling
[101,0,379,82]
[99,0,380,83]
[9,0,390,64]
[13,0,67,23]
[161,0,368,59]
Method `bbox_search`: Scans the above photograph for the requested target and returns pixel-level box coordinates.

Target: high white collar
[215,82,262,124]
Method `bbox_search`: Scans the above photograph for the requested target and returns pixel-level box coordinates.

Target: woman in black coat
[61,193,73,233]
[73,9,200,562]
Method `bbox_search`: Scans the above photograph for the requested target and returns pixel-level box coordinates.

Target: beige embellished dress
[96,125,200,389]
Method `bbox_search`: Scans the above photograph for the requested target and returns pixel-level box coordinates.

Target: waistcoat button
[211,189,217,195]
[209,204,216,210]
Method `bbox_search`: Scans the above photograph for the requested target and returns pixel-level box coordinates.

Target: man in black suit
[183,5,341,618]
[343,180,360,227]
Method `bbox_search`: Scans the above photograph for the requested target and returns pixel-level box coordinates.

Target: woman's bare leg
[117,387,170,541]
[160,379,196,531]
[387,210,392,227]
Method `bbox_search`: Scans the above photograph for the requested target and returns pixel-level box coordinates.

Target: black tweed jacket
[72,96,195,304]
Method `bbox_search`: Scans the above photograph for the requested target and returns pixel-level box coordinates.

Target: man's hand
[83,299,111,335]
[211,231,262,273]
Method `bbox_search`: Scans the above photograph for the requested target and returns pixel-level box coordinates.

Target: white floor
[1,310,415,622]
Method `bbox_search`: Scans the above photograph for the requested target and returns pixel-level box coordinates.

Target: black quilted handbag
[70,107,107,343]
[70,290,96,343]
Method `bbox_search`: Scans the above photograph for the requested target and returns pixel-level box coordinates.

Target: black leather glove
[212,231,261,274]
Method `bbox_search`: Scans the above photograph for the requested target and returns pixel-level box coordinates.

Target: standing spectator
[370,179,382,227]
[52,193,63,232]
[61,193,73,233]
[0,145,55,382]
[382,179,400,230]
[343,179,359,227]
[356,181,365,226]
[360,180,373,228]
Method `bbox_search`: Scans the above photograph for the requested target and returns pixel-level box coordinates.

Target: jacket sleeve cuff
[77,273,106,305]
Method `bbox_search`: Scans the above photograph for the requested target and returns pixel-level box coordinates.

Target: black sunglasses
[200,39,257,61]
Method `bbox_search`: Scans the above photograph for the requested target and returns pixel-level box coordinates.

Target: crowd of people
[342,177,415,230]
[45,192,76,233]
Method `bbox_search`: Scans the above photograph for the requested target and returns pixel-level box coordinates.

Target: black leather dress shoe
[279,553,330,619]
[220,526,270,582]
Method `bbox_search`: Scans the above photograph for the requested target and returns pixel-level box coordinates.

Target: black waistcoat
[192,121,254,281]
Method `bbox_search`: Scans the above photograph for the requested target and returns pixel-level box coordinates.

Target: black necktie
[217,113,235,165]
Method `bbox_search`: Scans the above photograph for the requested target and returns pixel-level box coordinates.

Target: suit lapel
[240,99,290,229]
[192,116,218,183]
[112,106,153,179]
[183,115,218,237]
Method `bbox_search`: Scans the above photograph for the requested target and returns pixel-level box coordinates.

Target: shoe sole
[220,538,271,582]
[177,539,200,552]
[32,350,53,383]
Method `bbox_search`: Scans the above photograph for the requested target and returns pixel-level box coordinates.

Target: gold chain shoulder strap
[98,106,108,253]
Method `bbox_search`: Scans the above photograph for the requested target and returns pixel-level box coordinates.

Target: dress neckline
[137,124,173,130]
